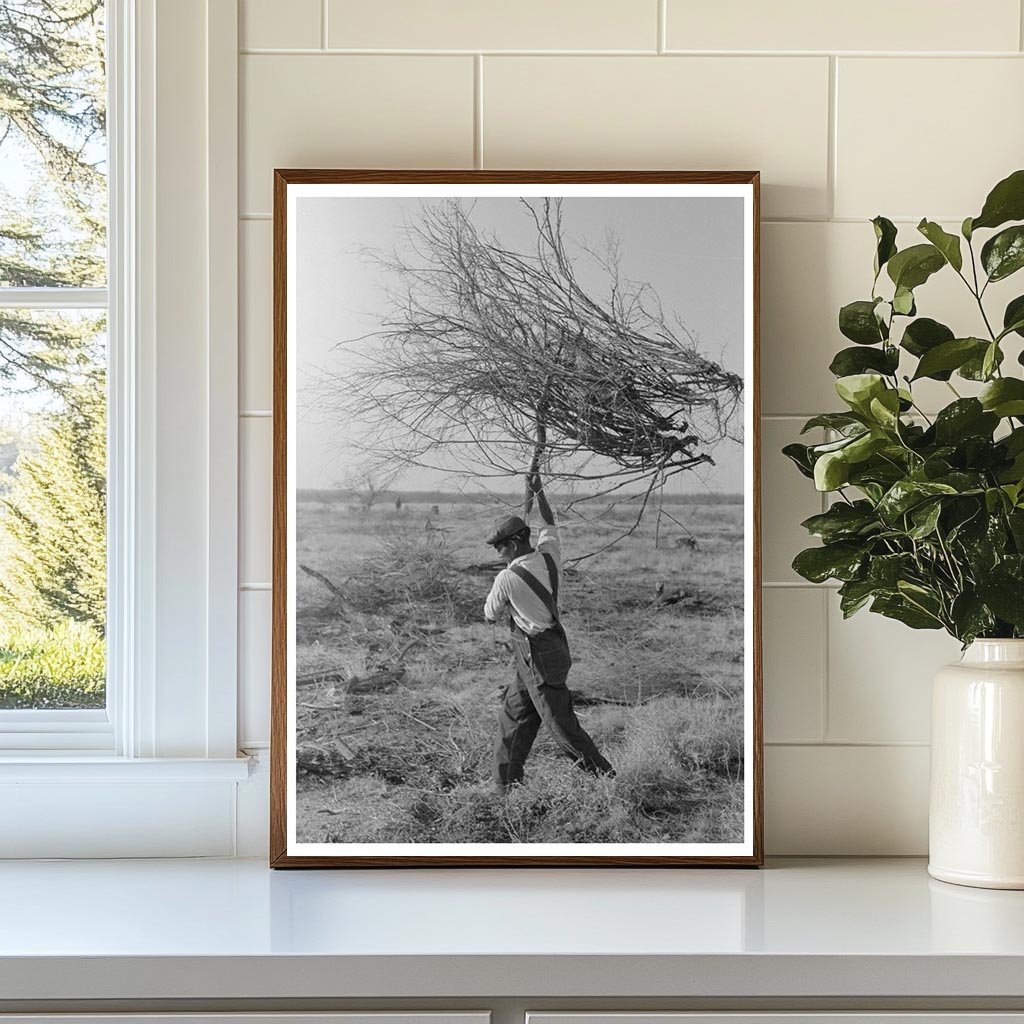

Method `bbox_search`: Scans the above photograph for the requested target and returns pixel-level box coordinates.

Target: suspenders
[508,553,560,625]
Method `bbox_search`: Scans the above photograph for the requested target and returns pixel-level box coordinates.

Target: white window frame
[0,0,248,856]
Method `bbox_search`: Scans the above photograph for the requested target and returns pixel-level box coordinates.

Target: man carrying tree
[484,474,614,790]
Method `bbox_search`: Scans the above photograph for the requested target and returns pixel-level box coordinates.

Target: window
[0,0,245,857]
[0,2,109,732]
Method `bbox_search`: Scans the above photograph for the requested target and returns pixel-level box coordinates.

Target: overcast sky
[295,195,746,495]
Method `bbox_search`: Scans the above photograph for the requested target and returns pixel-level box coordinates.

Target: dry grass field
[294,493,746,845]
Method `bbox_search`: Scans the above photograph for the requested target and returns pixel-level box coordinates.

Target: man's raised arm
[530,472,556,526]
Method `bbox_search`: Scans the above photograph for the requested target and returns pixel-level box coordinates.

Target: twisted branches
[316,198,743,527]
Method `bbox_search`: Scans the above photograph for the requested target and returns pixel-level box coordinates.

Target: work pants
[493,623,614,788]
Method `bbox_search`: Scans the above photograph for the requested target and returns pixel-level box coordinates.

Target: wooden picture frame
[271,170,762,867]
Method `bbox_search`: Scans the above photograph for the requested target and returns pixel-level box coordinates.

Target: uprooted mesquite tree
[317,198,743,552]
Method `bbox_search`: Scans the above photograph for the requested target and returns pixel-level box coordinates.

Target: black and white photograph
[272,172,761,866]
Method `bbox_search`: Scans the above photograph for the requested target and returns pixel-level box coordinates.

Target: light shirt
[484,526,562,636]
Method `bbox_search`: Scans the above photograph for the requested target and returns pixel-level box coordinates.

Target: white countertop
[2,857,1024,1001]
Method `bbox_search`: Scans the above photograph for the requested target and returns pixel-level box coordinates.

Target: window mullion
[0,287,108,310]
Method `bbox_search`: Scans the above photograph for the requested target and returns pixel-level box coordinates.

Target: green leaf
[1008,508,1024,548]
[846,431,888,463]
[800,413,865,435]
[835,373,886,413]
[981,225,1024,282]
[868,553,914,587]
[960,344,1004,381]
[980,378,1024,418]
[792,543,866,584]
[917,219,963,272]
[900,317,955,360]
[982,341,1000,381]
[1006,427,1024,456]
[911,337,987,380]
[782,442,815,479]
[839,299,887,345]
[872,216,898,277]
[829,345,899,378]
[800,500,879,543]
[985,486,1009,514]
[962,216,974,241]
[998,431,1024,488]
[814,450,850,491]
[908,500,942,539]
[877,479,958,524]
[1003,295,1024,339]
[887,244,946,291]
[932,470,986,493]
[849,456,908,489]
[871,594,943,629]
[868,389,902,430]
[933,399,999,445]
[971,169,1024,232]
[892,286,916,316]
[838,579,879,618]
[950,592,995,644]
[976,575,1024,629]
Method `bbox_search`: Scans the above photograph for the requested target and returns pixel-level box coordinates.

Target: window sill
[0,754,252,782]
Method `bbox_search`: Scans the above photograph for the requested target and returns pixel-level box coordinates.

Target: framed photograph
[270,170,762,867]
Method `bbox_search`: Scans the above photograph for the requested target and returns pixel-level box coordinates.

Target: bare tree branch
[314,198,743,553]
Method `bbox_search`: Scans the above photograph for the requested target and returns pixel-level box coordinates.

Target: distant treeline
[298,488,743,507]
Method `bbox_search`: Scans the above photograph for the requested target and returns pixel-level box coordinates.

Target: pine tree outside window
[0,2,109,726]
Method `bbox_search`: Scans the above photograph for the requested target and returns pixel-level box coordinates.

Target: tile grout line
[1020,0,1024,52]
[827,55,838,220]
[474,55,484,169]
[819,430,832,741]
[321,0,328,50]
[657,0,666,54]
[820,587,830,743]
[238,47,1024,57]
[766,741,931,748]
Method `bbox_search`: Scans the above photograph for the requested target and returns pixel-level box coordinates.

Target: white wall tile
[328,0,656,51]
[239,589,272,746]
[765,744,929,854]
[666,0,1020,53]
[836,58,1024,221]
[240,220,272,411]
[240,417,273,586]
[762,222,850,417]
[827,599,962,743]
[241,0,322,50]
[762,588,825,743]
[760,418,824,584]
[240,55,474,213]
[231,26,1021,856]
[483,56,830,219]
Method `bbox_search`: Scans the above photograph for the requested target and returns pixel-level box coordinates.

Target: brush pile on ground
[343,531,480,625]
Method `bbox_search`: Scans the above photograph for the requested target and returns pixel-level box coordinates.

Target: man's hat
[486,514,529,547]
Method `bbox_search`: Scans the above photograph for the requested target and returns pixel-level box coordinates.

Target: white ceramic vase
[929,639,1024,889]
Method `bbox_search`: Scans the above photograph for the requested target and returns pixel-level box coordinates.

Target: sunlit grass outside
[0,620,105,709]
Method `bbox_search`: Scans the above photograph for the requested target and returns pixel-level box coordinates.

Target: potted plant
[785,169,1024,889]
